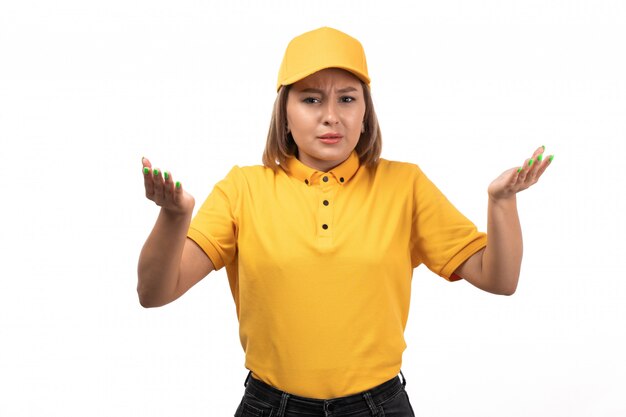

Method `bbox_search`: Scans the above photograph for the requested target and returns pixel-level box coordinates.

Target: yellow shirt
[188,151,487,399]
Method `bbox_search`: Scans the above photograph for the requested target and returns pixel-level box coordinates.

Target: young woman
[138,27,553,417]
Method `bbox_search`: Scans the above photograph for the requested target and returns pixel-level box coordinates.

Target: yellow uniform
[188,151,487,398]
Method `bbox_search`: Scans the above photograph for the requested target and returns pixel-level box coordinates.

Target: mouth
[318,133,343,144]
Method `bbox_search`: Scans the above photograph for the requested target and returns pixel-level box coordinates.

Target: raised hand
[141,157,195,215]
[488,146,554,201]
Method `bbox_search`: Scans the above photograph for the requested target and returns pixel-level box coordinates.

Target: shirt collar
[284,151,360,186]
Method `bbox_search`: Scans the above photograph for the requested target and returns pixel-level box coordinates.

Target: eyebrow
[298,86,359,94]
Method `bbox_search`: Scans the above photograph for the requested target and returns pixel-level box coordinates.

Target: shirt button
[322,224,328,230]
[339,177,345,183]
[304,179,309,185]
[323,200,329,206]
[322,176,329,182]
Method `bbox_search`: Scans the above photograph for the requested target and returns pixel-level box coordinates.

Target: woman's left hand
[487,145,554,201]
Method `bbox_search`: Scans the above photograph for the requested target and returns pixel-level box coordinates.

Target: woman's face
[286,68,366,172]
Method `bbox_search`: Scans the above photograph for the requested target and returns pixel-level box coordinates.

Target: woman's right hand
[142,157,195,215]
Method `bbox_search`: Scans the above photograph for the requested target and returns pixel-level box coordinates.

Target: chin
[317,150,350,162]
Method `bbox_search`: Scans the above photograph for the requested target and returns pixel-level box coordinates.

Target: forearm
[481,195,523,295]
[137,208,193,307]
[460,146,551,294]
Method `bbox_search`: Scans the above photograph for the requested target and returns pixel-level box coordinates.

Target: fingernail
[175,181,181,189]
[537,154,543,162]
[549,155,554,162]
[143,167,149,174]
[153,168,159,176]
[164,171,169,180]
[528,158,534,166]
[517,167,522,173]
[541,145,545,151]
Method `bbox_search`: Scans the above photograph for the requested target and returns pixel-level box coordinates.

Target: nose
[322,100,339,126]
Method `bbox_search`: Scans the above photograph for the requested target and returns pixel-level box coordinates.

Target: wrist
[488,193,517,207]
[160,205,193,222]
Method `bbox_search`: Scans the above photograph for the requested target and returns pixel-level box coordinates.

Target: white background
[1,0,625,416]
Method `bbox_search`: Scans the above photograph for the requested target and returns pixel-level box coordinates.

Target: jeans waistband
[242,371,407,416]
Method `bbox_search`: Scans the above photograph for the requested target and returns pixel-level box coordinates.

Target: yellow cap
[276,27,370,91]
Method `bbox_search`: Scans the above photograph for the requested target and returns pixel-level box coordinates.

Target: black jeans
[235,371,416,416]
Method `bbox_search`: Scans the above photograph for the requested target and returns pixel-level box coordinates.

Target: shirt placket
[317,173,336,247]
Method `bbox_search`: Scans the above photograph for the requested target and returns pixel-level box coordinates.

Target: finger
[142,157,155,199]
[526,146,544,177]
[515,146,544,176]
[528,145,554,183]
[141,156,152,169]
[531,145,545,159]
[152,167,165,204]
[526,155,541,183]
[163,170,175,201]
[535,154,554,178]
[517,158,533,183]
[173,181,183,205]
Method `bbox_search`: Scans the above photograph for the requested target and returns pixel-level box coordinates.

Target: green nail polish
[153,169,159,176]
[164,171,169,180]
[517,167,522,173]
[541,145,545,150]
[549,155,554,162]
[528,158,534,166]
[143,167,149,174]
[175,181,181,189]
[537,154,543,162]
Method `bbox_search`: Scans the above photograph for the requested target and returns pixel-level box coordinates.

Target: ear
[361,122,366,133]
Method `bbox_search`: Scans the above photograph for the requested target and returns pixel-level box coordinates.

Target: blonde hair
[262,81,382,171]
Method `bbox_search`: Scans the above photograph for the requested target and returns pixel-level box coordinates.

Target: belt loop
[362,392,380,416]
[399,370,406,388]
[244,370,252,387]
[276,392,290,417]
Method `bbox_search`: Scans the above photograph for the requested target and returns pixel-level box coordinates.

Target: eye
[340,96,356,103]
[303,97,321,104]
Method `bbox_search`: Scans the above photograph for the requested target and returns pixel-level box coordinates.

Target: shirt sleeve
[410,165,487,281]
[187,166,242,271]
